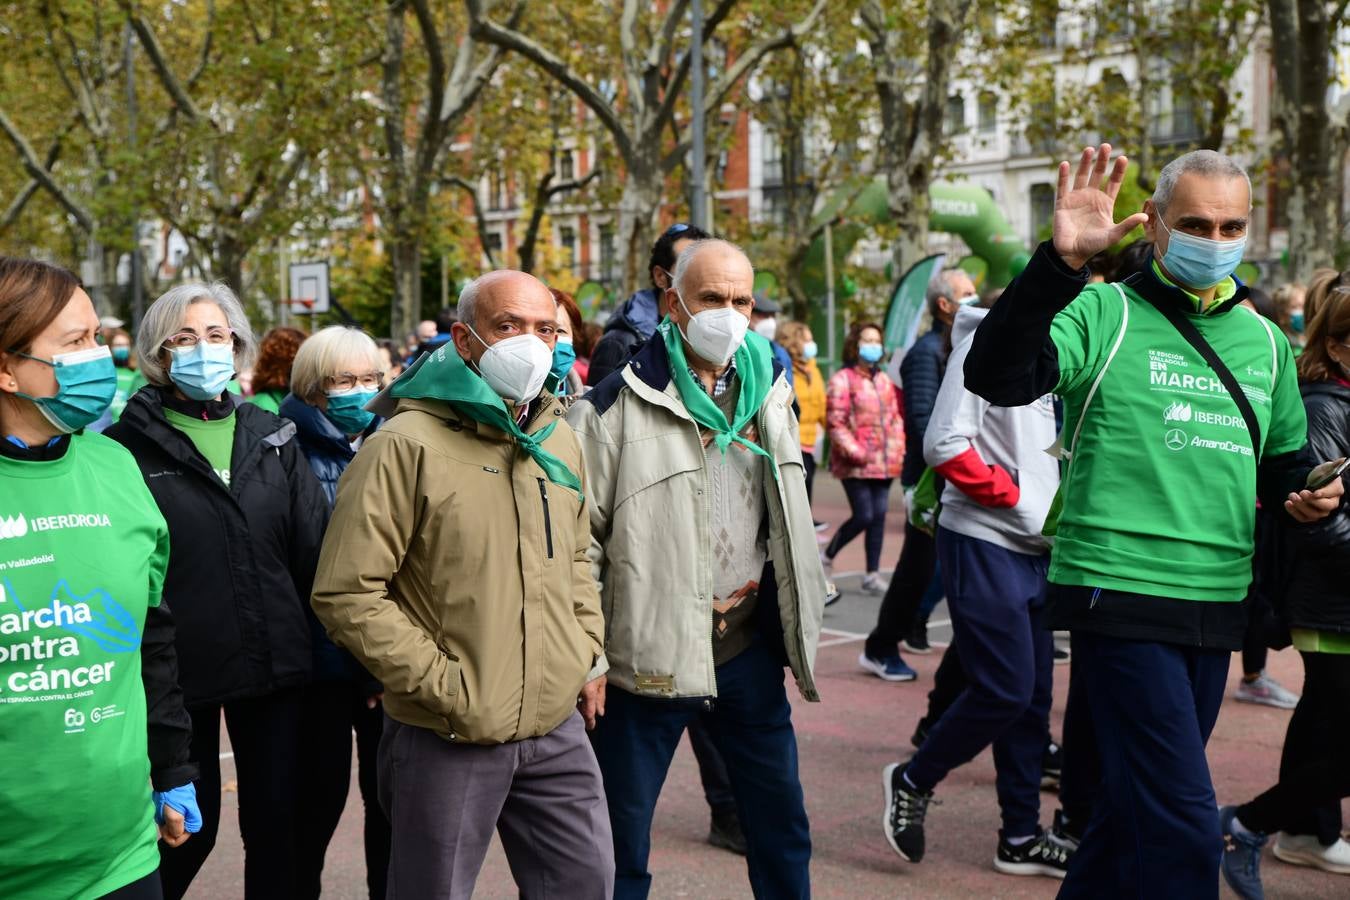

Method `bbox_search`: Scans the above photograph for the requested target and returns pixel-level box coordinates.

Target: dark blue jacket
[899,325,948,485]
[587,288,662,386]
[280,393,381,688]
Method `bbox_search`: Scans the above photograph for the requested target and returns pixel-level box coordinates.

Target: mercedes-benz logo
[1164,428,1188,451]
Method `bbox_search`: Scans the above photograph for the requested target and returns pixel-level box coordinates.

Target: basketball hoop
[295,298,316,312]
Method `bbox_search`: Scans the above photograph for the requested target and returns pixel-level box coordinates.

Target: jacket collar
[1120,246,1249,317]
[1301,378,1350,401]
[279,393,358,460]
[619,329,788,421]
[606,288,661,340]
[391,392,566,443]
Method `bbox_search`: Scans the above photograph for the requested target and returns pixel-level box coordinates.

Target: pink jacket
[827,365,906,480]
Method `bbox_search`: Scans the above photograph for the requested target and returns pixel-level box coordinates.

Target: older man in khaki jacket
[312,270,612,900]
[569,239,828,900]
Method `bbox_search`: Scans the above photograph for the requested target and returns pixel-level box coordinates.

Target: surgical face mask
[1157,218,1247,290]
[956,294,980,306]
[466,325,553,404]
[551,338,577,386]
[676,294,749,367]
[169,342,236,401]
[858,342,884,365]
[1290,311,1305,333]
[12,345,117,433]
[324,388,377,435]
[112,346,131,365]
[752,316,778,342]
[801,341,819,360]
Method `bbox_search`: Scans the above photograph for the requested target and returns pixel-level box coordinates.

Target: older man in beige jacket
[569,240,828,900]
[312,270,612,900]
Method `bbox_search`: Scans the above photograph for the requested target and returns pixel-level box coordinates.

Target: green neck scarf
[659,316,777,478]
[389,346,582,499]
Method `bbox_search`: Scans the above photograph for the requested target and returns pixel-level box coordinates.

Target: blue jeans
[590,639,811,899]
[827,477,892,572]
[907,527,1053,837]
[1058,631,1229,899]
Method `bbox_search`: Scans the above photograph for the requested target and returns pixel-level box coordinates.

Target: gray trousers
[378,710,614,900]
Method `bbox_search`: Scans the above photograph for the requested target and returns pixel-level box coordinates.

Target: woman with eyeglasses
[105,282,329,900]
[277,326,391,898]
[0,257,199,900]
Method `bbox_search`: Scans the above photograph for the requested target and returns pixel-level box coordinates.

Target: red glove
[934,447,1020,508]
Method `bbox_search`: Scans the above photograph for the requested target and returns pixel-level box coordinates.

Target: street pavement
[189,474,1349,899]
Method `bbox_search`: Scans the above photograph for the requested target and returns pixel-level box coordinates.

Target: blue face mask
[324,389,377,435]
[551,340,577,387]
[169,342,235,401]
[801,341,818,360]
[13,345,117,433]
[112,347,131,365]
[1157,219,1247,291]
[858,342,884,365]
[1290,312,1305,333]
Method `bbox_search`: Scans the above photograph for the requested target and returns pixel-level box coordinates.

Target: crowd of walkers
[0,144,1348,900]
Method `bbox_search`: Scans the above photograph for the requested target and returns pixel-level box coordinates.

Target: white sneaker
[1273,833,1350,874]
[1235,673,1300,710]
[861,573,888,594]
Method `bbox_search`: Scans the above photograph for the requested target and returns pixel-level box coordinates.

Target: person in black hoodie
[1220,288,1350,898]
[280,326,391,900]
[106,282,329,900]
[586,223,710,387]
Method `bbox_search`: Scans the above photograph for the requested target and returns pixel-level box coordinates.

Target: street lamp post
[689,0,707,230]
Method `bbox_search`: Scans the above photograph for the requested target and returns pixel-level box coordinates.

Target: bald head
[451,269,559,366]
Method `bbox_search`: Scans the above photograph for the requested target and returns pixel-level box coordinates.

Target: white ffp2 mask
[467,326,553,404]
[677,295,749,366]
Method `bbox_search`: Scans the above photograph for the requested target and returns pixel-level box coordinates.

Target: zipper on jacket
[537,477,554,559]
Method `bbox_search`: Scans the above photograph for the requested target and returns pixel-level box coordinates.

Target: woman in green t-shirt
[245,326,306,413]
[0,256,199,900]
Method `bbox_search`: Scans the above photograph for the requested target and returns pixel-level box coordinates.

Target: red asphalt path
[189,476,1349,898]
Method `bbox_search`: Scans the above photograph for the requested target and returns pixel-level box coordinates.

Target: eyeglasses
[163,328,237,350]
[325,371,385,392]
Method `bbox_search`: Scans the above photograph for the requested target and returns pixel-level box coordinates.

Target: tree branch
[121,2,215,127]
[0,107,95,232]
[444,175,498,267]
[466,0,636,166]
[703,0,827,117]
[187,0,216,88]
[651,0,735,135]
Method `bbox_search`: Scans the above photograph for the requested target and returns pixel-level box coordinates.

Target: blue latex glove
[153,783,202,833]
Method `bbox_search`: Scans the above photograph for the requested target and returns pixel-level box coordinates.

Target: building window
[558,149,575,182]
[945,94,966,135]
[1030,183,1055,240]
[761,186,788,226]
[489,170,507,211]
[559,226,577,273]
[762,131,784,186]
[485,231,503,263]
[598,225,616,283]
[978,92,997,134]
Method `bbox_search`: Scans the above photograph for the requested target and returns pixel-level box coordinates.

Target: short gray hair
[136,281,257,386]
[672,238,754,296]
[455,278,482,331]
[1152,150,1251,217]
[926,268,968,314]
[290,325,381,401]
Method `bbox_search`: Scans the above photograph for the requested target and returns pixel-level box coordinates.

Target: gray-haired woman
[105,282,329,900]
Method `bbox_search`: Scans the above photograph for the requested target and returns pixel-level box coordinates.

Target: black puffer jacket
[1283,379,1350,633]
[106,387,328,707]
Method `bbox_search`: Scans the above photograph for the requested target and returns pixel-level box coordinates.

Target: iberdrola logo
[0,514,28,540]
[1163,401,1193,424]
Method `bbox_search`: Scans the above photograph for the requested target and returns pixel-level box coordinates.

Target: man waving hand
[961,145,1344,898]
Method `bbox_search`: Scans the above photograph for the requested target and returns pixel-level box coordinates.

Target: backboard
[289,261,330,315]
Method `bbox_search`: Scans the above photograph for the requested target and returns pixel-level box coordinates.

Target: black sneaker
[708,805,747,856]
[902,618,932,655]
[1050,808,1083,850]
[1041,740,1062,791]
[994,829,1073,879]
[882,763,934,862]
[910,720,930,750]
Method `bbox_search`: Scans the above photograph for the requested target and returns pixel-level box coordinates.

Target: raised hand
[1053,143,1149,270]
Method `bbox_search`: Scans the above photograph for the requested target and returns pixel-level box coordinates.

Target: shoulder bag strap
[1123,276,1263,462]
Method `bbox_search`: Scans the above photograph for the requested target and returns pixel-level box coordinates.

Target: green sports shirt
[1048,274,1307,602]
